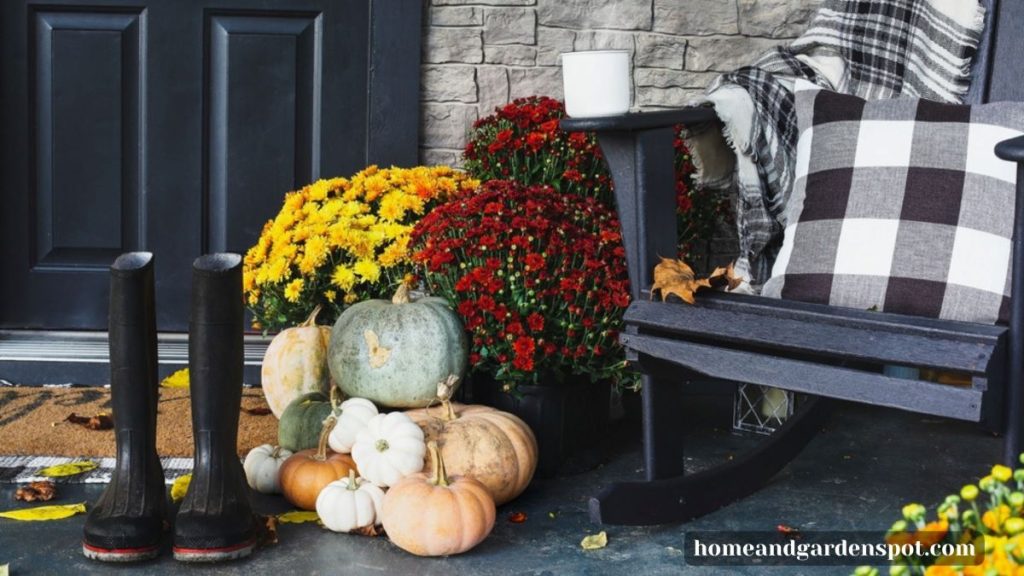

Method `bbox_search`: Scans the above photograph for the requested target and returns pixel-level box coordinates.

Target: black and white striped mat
[0,455,194,485]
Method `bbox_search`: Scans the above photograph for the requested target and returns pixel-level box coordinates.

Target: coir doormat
[0,385,278,460]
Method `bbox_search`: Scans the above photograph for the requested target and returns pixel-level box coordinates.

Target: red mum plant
[464,96,730,260]
[411,180,631,389]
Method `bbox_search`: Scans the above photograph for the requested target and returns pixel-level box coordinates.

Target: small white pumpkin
[328,397,379,454]
[351,412,425,487]
[243,444,293,494]
[315,470,385,533]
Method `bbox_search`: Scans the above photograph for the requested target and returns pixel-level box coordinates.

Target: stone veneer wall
[418,0,822,166]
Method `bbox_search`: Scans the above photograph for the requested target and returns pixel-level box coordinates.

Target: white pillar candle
[560,50,631,118]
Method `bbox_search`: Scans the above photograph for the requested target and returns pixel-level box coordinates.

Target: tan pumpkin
[381,441,495,556]
[261,306,333,418]
[406,376,537,505]
[279,415,357,510]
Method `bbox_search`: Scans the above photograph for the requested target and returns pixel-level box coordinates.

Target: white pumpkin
[328,397,379,454]
[315,470,385,533]
[351,412,425,487]
[243,444,293,494]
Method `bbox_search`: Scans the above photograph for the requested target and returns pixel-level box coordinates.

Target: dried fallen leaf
[508,511,527,524]
[581,531,608,550]
[15,481,56,502]
[36,461,97,478]
[63,412,113,431]
[352,524,384,537]
[261,516,279,547]
[161,368,189,389]
[277,510,320,524]
[242,406,272,416]
[170,474,191,503]
[650,257,712,304]
[0,502,86,521]
[707,262,743,291]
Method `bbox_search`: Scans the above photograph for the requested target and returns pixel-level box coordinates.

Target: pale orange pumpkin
[381,441,495,557]
[261,306,333,418]
[406,376,537,505]
[279,415,357,510]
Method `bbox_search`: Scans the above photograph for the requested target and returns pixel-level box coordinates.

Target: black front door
[1,0,421,331]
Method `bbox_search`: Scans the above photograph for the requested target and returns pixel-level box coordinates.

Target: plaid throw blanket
[688,0,986,286]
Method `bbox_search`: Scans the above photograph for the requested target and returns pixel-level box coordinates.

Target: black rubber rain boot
[82,252,166,562]
[173,253,259,562]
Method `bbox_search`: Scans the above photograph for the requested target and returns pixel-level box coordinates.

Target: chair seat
[621,292,1005,421]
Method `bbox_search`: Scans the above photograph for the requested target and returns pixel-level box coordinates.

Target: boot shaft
[108,252,159,435]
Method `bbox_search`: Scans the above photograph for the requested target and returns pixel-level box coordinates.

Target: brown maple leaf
[707,262,743,291]
[15,481,56,502]
[63,412,113,431]
[352,525,384,537]
[650,257,711,304]
[242,406,272,416]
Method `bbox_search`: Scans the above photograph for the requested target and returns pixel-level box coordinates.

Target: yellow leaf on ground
[651,258,742,304]
[0,502,86,521]
[278,510,320,524]
[170,474,191,503]
[36,461,97,478]
[581,531,608,550]
[0,563,7,576]
[161,368,189,388]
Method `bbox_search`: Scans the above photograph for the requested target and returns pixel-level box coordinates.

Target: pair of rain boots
[81,252,259,563]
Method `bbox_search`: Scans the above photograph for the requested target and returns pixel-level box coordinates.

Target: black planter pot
[467,373,611,478]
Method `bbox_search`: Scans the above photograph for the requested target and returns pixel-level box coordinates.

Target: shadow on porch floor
[0,395,1002,575]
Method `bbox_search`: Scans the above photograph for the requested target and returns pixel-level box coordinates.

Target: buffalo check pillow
[761,81,1024,324]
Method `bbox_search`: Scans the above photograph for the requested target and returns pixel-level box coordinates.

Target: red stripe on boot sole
[83,542,160,555]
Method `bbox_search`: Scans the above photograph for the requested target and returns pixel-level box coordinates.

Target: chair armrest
[996,135,1024,162]
[559,105,718,133]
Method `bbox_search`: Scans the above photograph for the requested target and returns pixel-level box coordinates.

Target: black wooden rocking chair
[562,1,1024,526]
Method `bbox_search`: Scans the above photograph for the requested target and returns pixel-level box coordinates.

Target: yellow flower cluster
[243,165,478,330]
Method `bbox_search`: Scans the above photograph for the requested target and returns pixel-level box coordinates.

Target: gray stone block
[485,45,538,66]
[431,6,483,27]
[420,147,465,168]
[538,0,651,31]
[424,27,484,64]
[537,27,575,66]
[573,30,635,53]
[483,7,537,45]
[478,66,511,114]
[421,103,479,149]
[422,65,478,103]
[635,35,685,70]
[635,68,717,90]
[686,36,786,71]
[653,0,739,35]
[637,85,705,108]
[738,0,821,38]
[508,67,564,100]
[434,0,535,5]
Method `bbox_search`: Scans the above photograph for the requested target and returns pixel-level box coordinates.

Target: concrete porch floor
[0,396,1003,575]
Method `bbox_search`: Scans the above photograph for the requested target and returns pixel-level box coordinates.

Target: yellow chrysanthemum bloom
[331,265,356,292]
[283,278,304,303]
[353,259,381,283]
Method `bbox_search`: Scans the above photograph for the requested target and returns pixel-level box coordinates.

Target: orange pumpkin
[381,441,495,556]
[279,415,357,510]
[406,377,537,505]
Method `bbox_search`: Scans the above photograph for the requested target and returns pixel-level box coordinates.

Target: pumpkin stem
[346,469,358,491]
[315,415,337,461]
[329,383,342,412]
[427,441,449,487]
[436,375,460,422]
[301,304,322,327]
[391,282,412,305]
[270,445,282,459]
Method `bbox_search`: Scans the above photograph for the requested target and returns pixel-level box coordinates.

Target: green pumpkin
[278,391,333,451]
[328,283,467,408]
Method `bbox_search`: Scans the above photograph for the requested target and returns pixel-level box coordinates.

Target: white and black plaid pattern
[704,0,985,286]
[762,82,1024,325]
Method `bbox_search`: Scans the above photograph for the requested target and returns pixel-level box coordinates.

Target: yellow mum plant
[243,165,478,331]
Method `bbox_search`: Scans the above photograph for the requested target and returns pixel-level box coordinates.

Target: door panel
[1,0,418,332]
[206,13,322,255]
